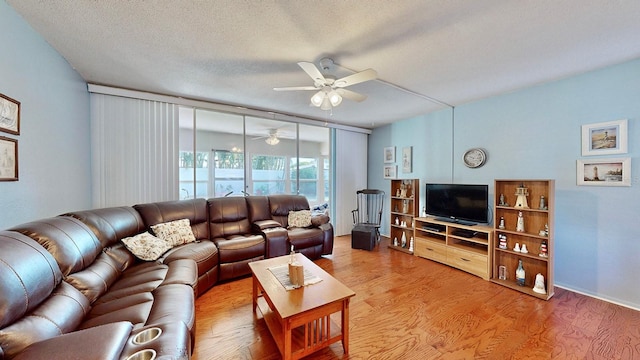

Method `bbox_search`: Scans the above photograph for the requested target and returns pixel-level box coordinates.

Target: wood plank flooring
[193,235,640,359]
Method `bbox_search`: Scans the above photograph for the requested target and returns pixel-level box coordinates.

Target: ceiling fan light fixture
[320,96,332,110]
[265,135,280,145]
[328,90,342,106]
[310,91,324,107]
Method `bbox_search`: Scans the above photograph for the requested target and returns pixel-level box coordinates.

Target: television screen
[425,183,489,225]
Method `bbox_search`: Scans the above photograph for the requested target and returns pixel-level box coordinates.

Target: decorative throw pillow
[121,232,173,261]
[151,218,197,246]
[288,210,312,228]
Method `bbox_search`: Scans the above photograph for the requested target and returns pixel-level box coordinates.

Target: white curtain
[90,94,179,207]
[334,129,368,236]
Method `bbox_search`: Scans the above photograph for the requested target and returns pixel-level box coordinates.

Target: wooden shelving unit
[388,179,419,254]
[414,217,493,280]
[491,179,555,300]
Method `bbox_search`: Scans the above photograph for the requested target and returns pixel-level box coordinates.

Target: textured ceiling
[7,0,640,129]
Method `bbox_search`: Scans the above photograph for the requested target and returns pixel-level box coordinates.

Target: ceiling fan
[252,129,283,145]
[274,58,377,110]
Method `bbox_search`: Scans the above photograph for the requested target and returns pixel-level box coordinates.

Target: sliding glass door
[178,107,331,208]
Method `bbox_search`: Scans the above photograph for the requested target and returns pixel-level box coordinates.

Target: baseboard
[554,283,640,312]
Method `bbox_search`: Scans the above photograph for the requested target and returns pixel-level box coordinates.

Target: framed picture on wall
[577,158,630,186]
[384,146,395,163]
[581,119,627,156]
[402,146,412,173]
[0,136,18,181]
[383,165,397,179]
[0,93,20,135]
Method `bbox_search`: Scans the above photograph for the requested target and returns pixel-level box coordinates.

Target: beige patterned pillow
[121,232,173,261]
[288,210,312,228]
[151,218,196,246]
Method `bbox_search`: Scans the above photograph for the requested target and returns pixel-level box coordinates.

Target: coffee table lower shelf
[256,296,344,360]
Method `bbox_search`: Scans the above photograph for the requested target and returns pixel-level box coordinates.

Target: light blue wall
[0,1,91,228]
[369,58,640,309]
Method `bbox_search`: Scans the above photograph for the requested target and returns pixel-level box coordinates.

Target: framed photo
[384,146,395,163]
[577,158,630,186]
[402,146,412,173]
[383,165,397,179]
[581,119,627,156]
[0,136,18,181]
[0,93,20,135]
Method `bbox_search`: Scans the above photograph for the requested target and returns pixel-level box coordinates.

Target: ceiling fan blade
[273,86,318,91]
[338,88,367,102]
[333,68,377,88]
[297,61,327,85]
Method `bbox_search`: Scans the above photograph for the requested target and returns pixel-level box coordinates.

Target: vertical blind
[90,94,179,207]
[334,129,368,236]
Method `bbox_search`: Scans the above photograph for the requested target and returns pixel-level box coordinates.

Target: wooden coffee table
[249,253,355,360]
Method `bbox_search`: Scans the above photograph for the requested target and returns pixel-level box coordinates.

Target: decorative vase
[516,259,525,286]
[401,232,407,248]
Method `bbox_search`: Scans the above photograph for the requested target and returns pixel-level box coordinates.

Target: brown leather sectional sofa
[0,195,333,359]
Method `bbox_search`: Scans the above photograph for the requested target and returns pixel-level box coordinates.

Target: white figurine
[513,242,521,252]
[409,236,414,252]
[533,273,547,294]
[516,211,525,232]
[520,244,528,254]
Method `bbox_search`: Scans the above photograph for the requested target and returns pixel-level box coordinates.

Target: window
[179,151,208,199]
[213,150,244,197]
[252,155,286,195]
[291,157,318,200]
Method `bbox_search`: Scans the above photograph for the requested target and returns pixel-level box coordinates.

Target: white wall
[369,58,640,309]
[0,1,91,228]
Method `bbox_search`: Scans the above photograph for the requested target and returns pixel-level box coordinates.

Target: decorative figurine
[393,237,399,246]
[539,195,546,210]
[401,232,407,248]
[409,236,414,252]
[498,265,507,280]
[394,204,399,212]
[498,234,508,249]
[396,188,401,197]
[516,259,526,286]
[533,273,547,294]
[402,200,409,214]
[516,211,525,232]
[539,240,548,257]
[421,206,427,218]
[514,183,529,209]
[520,244,528,254]
[498,216,505,229]
[513,242,521,252]
[395,217,399,225]
[499,193,506,206]
[544,224,549,236]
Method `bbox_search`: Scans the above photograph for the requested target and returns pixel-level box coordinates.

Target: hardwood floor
[193,235,640,359]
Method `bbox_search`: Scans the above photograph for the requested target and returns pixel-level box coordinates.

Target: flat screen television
[425,183,489,225]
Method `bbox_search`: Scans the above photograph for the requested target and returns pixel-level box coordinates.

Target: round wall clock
[463,148,487,168]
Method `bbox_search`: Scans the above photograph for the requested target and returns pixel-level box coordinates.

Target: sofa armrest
[319,222,334,255]
[262,227,289,258]
[311,214,330,227]
[13,322,133,360]
[252,219,282,231]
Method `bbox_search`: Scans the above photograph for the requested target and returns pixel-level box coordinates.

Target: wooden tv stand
[413,217,493,280]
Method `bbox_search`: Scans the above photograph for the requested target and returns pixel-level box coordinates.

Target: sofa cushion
[151,219,196,246]
[208,197,252,238]
[0,282,91,359]
[267,195,311,227]
[134,199,209,241]
[0,231,64,328]
[122,231,173,261]
[9,217,103,276]
[62,207,145,248]
[288,210,312,228]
